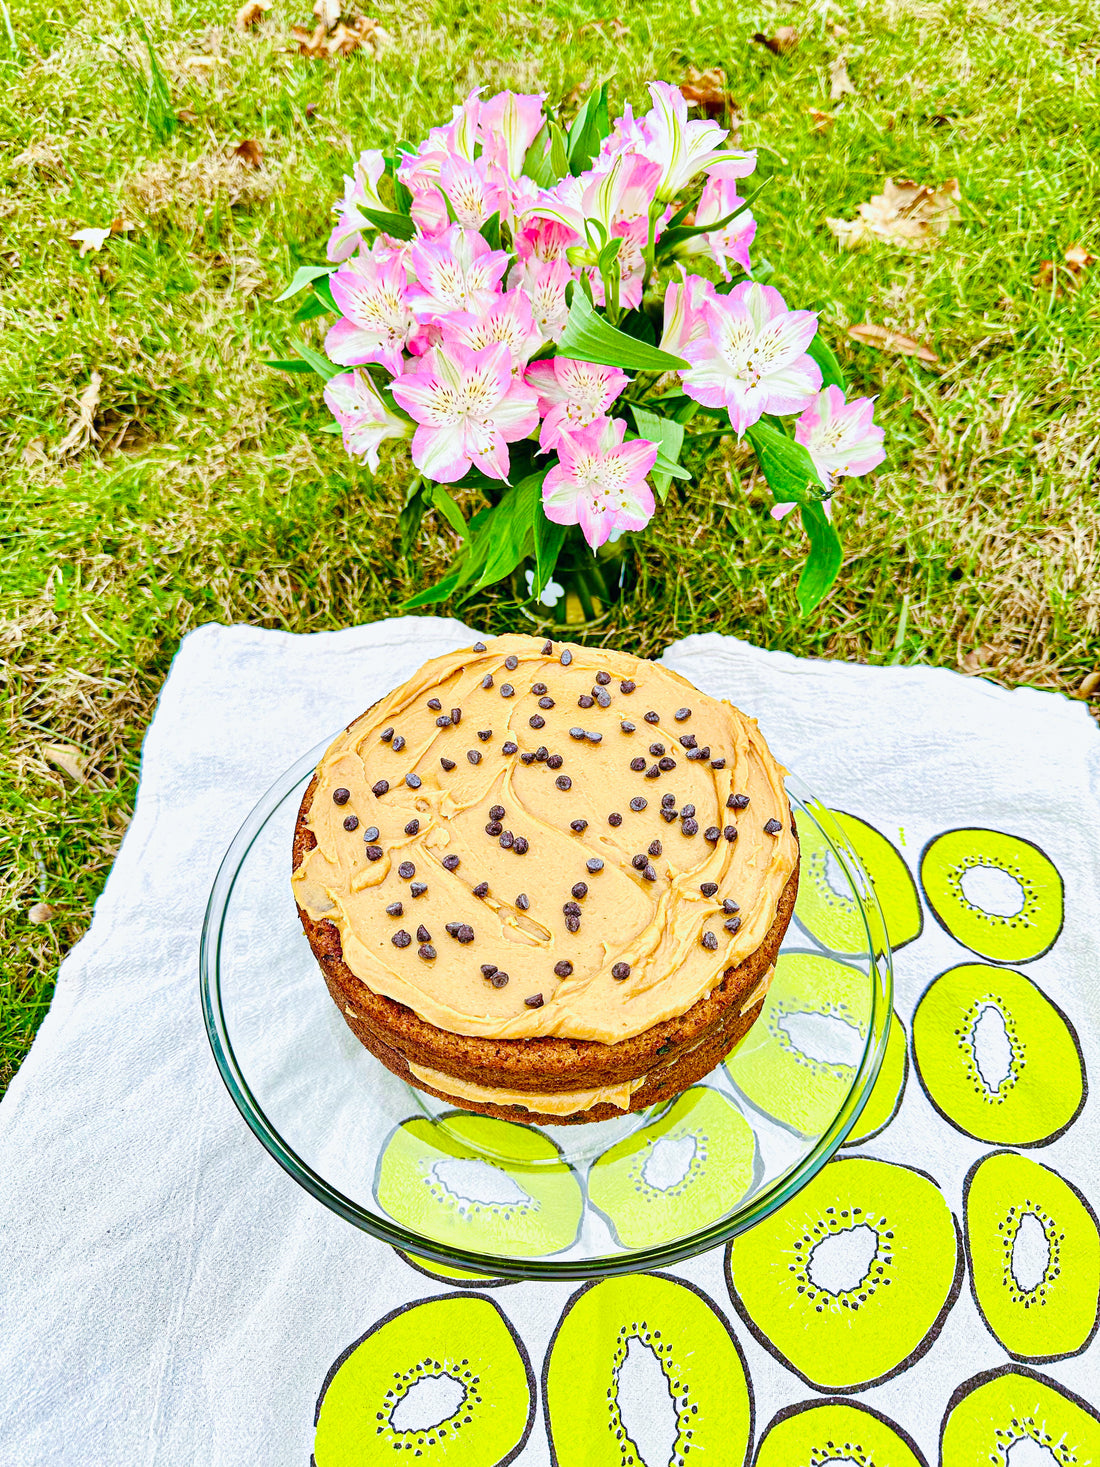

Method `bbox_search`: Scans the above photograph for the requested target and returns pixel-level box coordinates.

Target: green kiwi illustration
[725,950,869,1136]
[725,1156,962,1392]
[313,1293,534,1466]
[588,1086,756,1249]
[374,1111,583,1258]
[940,1365,1100,1466]
[753,1398,929,1467]
[964,1150,1100,1362]
[544,1272,753,1467]
[919,828,1064,963]
[395,1249,513,1288]
[843,1011,908,1147]
[794,809,922,956]
[911,963,1086,1146]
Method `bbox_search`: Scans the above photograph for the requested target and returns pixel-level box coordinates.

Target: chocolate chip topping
[364,826,379,841]
[524,993,544,1008]
[724,825,738,841]
[392,735,406,753]
[531,682,547,695]
[539,696,556,710]
[710,758,726,769]
[701,930,718,950]
[700,881,719,897]
[595,671,611,685]
[467,749,482,764]
[342,814,359,831]
[764,818,784,835]
[554,960,573,977]
[643,863,658,881]
[417,924,431,942]
[451,708,462,724]
[679,734,697,750]
[569,726,586,740]
[481,962,498,977]
[730,793,750,809]
[505,655,518,670]
[410,881,427,897]
[366,845,383,861]
[514,836,529,855]
[620,679,636,693]
[435,714,452,727]
[563,901,582,917]
[681,804,696,819]
[398,861,415,879]
[490,972,509,988]
[418,944,436,960]
[501,683,514,698]
[440,757,456,771]
[486,821,503,836]
[516,892,529,910]
[542,639,553,654]
[644,711,659,724]
[723,898,740,913]
[631,854,647,870]
[648,839,662,857]
[473,881,489,898]
[629,796,647,812]
[612,962,631,980]
[705,826,721,843]
[499,830,514,849]
[725,915,742,932]
[682,818,699,836]
[560,649,572,664]
[473,641,487,652]
[578,694,595,709]
[593,688,611,708]
[645,764,660,779]
[372,779,389,797]
[556,774,572,790]
[661,808,678,823]
[442,854,461,871]
[477,729,492,742]
[427,698,442,711]
[649,742,665,756]
[586,857,604,873]
[333,787,350,805]
[630,756,647,771]
[570,818,588,832]
[608,812,623,826]
[571,881,588,899]
[661,793,676,808]
[621,720,636,733]
[565,914,580,933]
[454,924,475,943]
[481,673,494,689]
[405,773,422,789]
[658,756,676,772]
[392,930,411,948]
[529,714,546,729]
[386,901,403,917]
[546,754,563,769]
[584,730,602,744]
[502,741,518,755]
[380,728,394,743]
[675,707,691,721]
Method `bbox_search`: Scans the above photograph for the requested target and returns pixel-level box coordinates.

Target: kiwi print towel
[1,616,1098,1466]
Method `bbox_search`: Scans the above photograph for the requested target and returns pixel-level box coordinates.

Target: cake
[291,634,799,1124]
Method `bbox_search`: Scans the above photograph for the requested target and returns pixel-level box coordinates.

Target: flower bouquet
[272,82,885,617]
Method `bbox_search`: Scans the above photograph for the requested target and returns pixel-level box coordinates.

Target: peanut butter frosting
[292,634,797,1046]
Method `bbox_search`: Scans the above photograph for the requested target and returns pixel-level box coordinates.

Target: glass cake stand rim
[199,734,894,1280]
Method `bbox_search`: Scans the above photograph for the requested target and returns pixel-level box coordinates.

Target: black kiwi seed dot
[648,839,663,857]
[630,796,647,812]
[724,825,738,841]
[608,812,623,826]
[386,901,403,917]
[418,944,436,960]
[675,707,691,721]
[525,993,544,1008]
[440,757,456,771]
[380,728,394,743]
[398,861,415,879]
[700,882,718,897]
[365,845,383,861]
[764,818,784,835]
[442,854,461,871]
[342,814,359,831]
[644,711,659,724]
[612,962,631,980]
[560,649,572,664]
[491,971,510,988]
[392,930,411,948]
[505,655,518,670]
[427,698,442,711]
[405,819,420,835]
[570,818,588,832]
[372,779,389,797]
[705,826,720,843]
[417,924,431,942]
[556,774,572,790]
[333,787,350,805]
[701,930,718,950]
[554,960,573,977]
[516,893,529,910]
[572,882,588,899]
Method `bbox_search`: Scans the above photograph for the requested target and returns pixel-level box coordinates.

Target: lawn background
[1,0,1098,1092]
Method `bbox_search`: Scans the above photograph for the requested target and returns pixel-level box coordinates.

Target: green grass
[2,0,1098,1092]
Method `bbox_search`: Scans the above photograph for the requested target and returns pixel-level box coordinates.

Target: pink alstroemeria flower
[390,342,539,483]
[406,224,509,325]
[327,149,388,263]
[682,168,756,281]
[323,371,410,472]
[478,91,547,178]
[772,387,885,518]
[325,251,415,375]
[442,291,542,372]
[679,282,821,434]
[436,155,512,230]
[658,271,717,357]
[518,258,574,341]
[636,82,755,202]
[525,357,629,451]
[542,416,657,549]
[513,215,581,268]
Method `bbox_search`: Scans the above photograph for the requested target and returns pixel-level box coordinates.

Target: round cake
[291,634,799,1124]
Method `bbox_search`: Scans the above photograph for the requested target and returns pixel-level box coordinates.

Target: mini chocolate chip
[556,774,572,790]
[502,741,518,755]
[649,743,666,756]
[560,649,572,664]
[501,684,514,698]
[661,794,676,809]
[612,962,631,980]
[435,714,452,727]
[467,749,482,764]
[565,914,581,933]
[685,748,707,762]
[563,901,582,917]
[705,826,721,843]
[630,756,647,772]
[546,753,563,770]
[631,854,647,870]
[764,818,784,835]
[594,689,611,708]
[442,854,461,871]
[392,930,411,948]
[440,757,456,771]
[427,698,442,711]
[386,901,403,917]
[661,809,678,824]
[418,924,432,942]
[451,708,462,724]
[682,819,699,836]
[525,993,544,1008]
[514,836,529,855]
[679,734,697,750]
[473,882,489,898]
[398,861,415,879]
[700,881,719,897]
[343,814,359,831]
[595,671,611,685]
[710,758,726,769]
[645,764,660,779]
[724,825,738,841]
[542,639,553,654]
[620,679,636,694]
[571,882,588,899]
[490,972,509,988]
[418,944,436,960]
[505,655,518,670]
[643,863,657,881]
[380,728,394,743]
[723,898,740,913]
[658,757,676,772]
[529,714,546,729]
[606,812,621,827]
[586,857,604,873]
[477,729,492,742]
[681,804,696,819]
[499,831,515,849]
[585,731,603,744]
[621,720,636,733]
[730,793,750,809]
[366,845,383,861]
[725,916,742,932]
[644,711,659,724]
[410,882,427,897]
[554,960,573,977]
[473,641,487,652]
[531,682,547,695]
[392,735,406,753]
[333,787,350,805]
[481,962,498,977]
[516,892,529,910]
[648,839,663,857]
[569,726,586,741]
[701,930,718,951]
[486,821,503,836]
[629,796,647,812]
[372,780,389,797]
[578,694,595,709]
[538,696,555,710]
[405,773,422,789]
[455,924,475,943]
[364,826,380,841]
[570,818,588,833]
[481,673,494,689]
[675,707,691,721]
[534,747,548,763]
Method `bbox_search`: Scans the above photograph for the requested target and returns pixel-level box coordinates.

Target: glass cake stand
[200,738,893,1279]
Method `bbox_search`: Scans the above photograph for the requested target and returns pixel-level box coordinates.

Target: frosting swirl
[292,634,797,1045]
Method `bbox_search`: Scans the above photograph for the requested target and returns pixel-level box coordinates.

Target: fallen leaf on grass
[43,743,88,783]
[1035,243,1095,294]
[21,437,47,466]
[177,108,201,124]
[292,11,386,56]
[55,372,103,456]
[233,138,264,167]
[1079,669,1100,698]
[827,176,961,249]
[680,66,736,119]
[961,646,997,675]
[847,322,939,363]
[313,0,340,25]
[807,108,834,133]
[576,17,627,38]
[752,26,799,55]
[235,0,272,26]
[28,903,56,925]
[829,54,855,99]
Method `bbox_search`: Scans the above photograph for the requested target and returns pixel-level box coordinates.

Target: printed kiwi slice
[725,950,869,1136]
[725,1156,961,1392]
[588,1086,755,1249]
[794,810,922,956]
[940,1365,1100,1467]
[314,1293,534,1466]
[395,1249,512,1288]
[964,1150,1100,1362]
[911,963,1086,1145]
[843,1010,908,1147]
[755,1399,929,1467]
[544,1272,753,1467]
[919,827,1064,963]
[375,1112,583,1259]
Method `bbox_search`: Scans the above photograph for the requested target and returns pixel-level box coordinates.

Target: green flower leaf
[796,499,843,615]
[807,333,847,391]
[745,419,823,504]
[557,289,689,372]
[479,210,501,251]
[355,204,417,241]
[274,264,334,303]
[428,482,468,542]
[567,83,610,175]
[289,339,341,382]
[533,512,567,599]
[629,405,687,500]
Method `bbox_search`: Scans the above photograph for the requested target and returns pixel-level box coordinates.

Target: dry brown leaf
[69,226,110,257]
[1035,243,1095,294]
[1080,669,1100,697]
[827,176,962,250]
[807,108,834,134]
[235,0,272,27]
[28,903,56,925]
[313,0,341,26]
[961,646,997,675]
[829,54,855,100]
[847,322,939,363]
[109,216,136,237]
[680,66,736,119]
[43,743,88,783]
[21,437,47,466]
[576,17,626,38]
[1065,244,1096,271]
[177,108,201,124]
[233,138,265,168]
[752,25,799,55]
[55,372,103,456]
[291,20,326,53]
